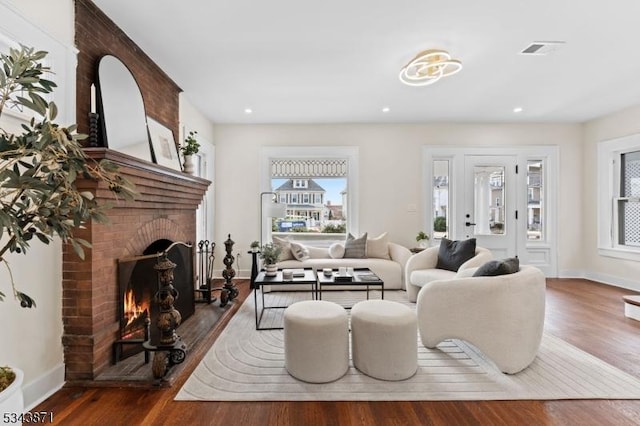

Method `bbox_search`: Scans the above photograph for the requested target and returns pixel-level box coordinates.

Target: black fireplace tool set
[195,235,239,308]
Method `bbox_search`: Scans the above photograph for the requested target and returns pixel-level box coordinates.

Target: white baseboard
[583,271,640,293]
[556,269,640,292]
[212,268,251,279]
[22,363,65,411]
[558,269,586,279]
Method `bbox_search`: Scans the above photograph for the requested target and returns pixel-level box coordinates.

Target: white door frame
[423,146,558,276]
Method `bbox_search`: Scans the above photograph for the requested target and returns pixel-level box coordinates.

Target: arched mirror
[96,55,152,162]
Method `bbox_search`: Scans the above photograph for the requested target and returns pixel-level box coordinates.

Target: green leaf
[29,92,48,110]
[35,232,50,244]
[49,102,58,120]
[16,77,38,84]
[74,238,92,248]
[16,292,36,308]
[70,239,85,260]
[15,96,45,116]
[32,50,47,61]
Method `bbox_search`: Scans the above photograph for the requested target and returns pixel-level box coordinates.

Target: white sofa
[275,242,412,290]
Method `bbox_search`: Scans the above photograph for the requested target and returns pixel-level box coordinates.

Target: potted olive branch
[0,45,136,308]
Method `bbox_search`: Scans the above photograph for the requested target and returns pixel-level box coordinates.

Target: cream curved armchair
[404,246,492,302]
[416,265,546,374]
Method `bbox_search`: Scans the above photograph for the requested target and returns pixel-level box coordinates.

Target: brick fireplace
[67,1,209,380]
[62,148,210,380]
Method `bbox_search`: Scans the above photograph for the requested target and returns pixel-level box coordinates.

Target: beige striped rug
[176,291,640,401]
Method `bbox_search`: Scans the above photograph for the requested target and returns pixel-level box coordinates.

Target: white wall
[0,0,74,409]
[212,123,583,277]
[583,105,640,290]
[2,0,74,45]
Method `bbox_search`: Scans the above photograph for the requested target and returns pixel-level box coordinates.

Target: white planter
[183,154,194,174]
[418,239,430,248]
[264,264,278,276]
[0,367,24,425]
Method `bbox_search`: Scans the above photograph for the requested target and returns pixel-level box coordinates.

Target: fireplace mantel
[62,148,211,381]
[82,148,210,210]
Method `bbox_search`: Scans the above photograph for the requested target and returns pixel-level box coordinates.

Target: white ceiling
[92,0,640,124]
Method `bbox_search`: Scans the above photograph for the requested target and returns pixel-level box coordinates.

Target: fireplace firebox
[115,241,194,362]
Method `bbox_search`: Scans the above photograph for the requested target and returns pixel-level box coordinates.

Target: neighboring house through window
[261,147,359,247]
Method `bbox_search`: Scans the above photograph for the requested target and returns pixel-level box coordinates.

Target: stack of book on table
[356,271,380,281]
[282,268,306,277]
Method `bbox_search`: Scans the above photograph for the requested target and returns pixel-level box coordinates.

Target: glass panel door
[463,156,517,259]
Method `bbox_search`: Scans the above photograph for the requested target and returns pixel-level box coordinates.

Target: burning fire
[123,289,149,328]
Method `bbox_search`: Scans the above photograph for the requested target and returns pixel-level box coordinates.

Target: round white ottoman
[351,299,417,381]
[284,300,349,383]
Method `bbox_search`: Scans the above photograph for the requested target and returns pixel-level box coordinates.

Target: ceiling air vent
[519,41,565,56]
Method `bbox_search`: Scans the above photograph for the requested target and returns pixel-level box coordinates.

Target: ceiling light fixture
[399,49,462,87]
[513,107,523,113]
[382,107,390,113]
[244,108,253,114]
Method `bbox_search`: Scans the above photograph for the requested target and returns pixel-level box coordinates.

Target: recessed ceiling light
[513,107,523,113]
[382,107,391,113]
[244,108,253,114]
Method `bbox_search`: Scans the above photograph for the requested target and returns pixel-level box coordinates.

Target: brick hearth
[62,148,209,380]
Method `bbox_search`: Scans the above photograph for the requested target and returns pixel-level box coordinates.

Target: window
[598,134,640,260]
[293,179,309,189]
[432,160,450,239]
[272,176,347,236]
[527,160,543,241]
[262,147,359,246]
[616,150,640,247]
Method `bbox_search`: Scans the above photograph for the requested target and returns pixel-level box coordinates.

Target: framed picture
[147,117,182,171]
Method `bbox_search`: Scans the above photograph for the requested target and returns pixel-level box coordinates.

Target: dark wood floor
[34,278,640,425]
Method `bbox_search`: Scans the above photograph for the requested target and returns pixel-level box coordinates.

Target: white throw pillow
[328,243,345,259]
[307,246,330,259]
[367,232,390,260]
[290,242,310,261]
[272,236,294,261]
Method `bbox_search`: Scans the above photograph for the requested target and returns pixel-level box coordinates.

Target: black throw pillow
[473,257,520,277]
[435,238,477,272]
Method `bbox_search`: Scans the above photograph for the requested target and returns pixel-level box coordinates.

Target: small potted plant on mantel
[180,130,200,174]
[259,242,281,276]
[250,240,260,253]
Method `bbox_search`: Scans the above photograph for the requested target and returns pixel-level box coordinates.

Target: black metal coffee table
[316,268,384,308]
[253,268,317,330]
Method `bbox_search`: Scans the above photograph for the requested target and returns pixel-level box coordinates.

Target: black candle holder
[88,112,100,147]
